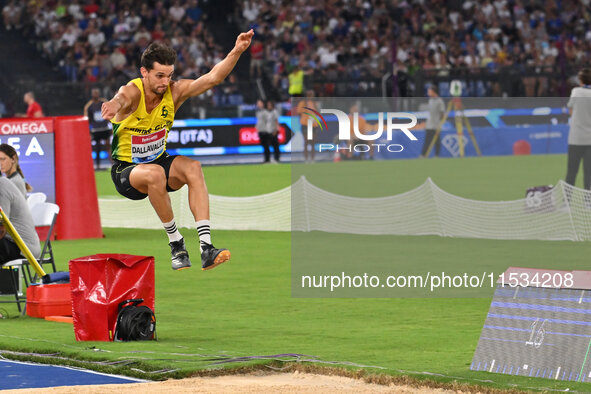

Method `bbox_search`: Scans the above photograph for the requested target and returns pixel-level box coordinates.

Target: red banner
[239,126,287,145]
[0,118,54,134]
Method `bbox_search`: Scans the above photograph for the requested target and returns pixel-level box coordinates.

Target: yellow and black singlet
[110,78,175,163]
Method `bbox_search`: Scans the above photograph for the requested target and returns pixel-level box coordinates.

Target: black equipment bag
[113,299,156,341]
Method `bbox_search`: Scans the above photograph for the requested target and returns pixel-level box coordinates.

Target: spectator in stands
[185,0,203,23]
[109,45,127,73]
[288,63,305,97]
[86,22,105,50]
[250,38,264,77]
[565,68,591,190]
[0,177,41,264]
[242,0,260,24]
[60,24,80,47]
[83,1,100,16]
[0,144,32,197]
[239,0,591,98]
[169,0,186,23]
[151,23,166,42]
[16,92,44,118]
[13,0,591,100]
[133,26,152,45]
[2,1,21,31]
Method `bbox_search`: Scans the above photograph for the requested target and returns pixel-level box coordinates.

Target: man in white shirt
[87,25,105,49]
[419,85,446,158]
[2,1,21,30]
[565,68,591,189]
[169,0,186,22]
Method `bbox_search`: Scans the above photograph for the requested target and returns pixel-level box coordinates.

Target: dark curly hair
[140,42,177,70]
[579,68,591,86]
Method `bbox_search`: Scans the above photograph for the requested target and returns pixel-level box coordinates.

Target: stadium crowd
[5,0,591,99]
[7,0,230,103]
[238,0,591,97]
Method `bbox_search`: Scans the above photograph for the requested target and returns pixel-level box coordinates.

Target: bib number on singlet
[93,110,105,121]
[131,128,166,163]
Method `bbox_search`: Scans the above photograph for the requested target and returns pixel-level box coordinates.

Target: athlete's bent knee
[190,160,202,172]
[187,160,204,181]
[145,166,167,188]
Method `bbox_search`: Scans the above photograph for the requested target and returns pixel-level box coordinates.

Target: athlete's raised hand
[101,100,120,121]
[174,30,254,101]
[234,29,254,54]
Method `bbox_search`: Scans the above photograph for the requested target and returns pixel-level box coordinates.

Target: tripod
[425,97,482,158]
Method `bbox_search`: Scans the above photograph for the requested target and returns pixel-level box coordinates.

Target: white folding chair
[29,202,60,278]
[27,192,47,211]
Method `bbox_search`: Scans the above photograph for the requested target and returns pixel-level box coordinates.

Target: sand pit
[3,371,460,393]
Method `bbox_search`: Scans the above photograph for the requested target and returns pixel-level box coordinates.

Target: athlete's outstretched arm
[175,29,254,102]
[101,84,139,121]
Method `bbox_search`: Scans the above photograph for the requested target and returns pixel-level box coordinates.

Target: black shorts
[91,127,112,141]
[111,153,179,200]
[0,237,22,264]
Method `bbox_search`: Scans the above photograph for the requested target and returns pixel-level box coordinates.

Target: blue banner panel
[374,125,569,159]
[0,133,55,202]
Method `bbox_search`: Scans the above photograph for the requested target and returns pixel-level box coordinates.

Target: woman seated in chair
[0,178,40,264]
[0,144,33,198]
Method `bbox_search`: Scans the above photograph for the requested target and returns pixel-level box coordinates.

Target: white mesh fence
[99,177,591,241]
[98,184,292,232]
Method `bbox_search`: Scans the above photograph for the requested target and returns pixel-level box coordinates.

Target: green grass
[97,155,572,199]
[2,154,591,391]
[95,163,293,197]
[291,154,571,200]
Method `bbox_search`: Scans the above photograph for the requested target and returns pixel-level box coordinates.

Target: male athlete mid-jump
[101,30,254,271]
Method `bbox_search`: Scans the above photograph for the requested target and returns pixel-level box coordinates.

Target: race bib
[93,110,105,122]
[131,129,166,163]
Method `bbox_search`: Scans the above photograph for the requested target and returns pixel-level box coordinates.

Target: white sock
[163,219,183,242]
[196,220,211,250]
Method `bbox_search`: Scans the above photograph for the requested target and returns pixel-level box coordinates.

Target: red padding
[26,283,72,318]
[54,116,103,240]
[70,254,155,341]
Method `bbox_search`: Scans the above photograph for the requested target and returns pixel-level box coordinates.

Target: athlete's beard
[151,88,165,97]
[147,80,166,97]
[150,85,166,97]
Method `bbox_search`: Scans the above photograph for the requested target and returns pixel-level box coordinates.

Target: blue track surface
[0,359,145,390]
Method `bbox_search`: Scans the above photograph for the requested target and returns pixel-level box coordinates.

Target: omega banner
[0,119,55,202]
[0,117,102,240]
